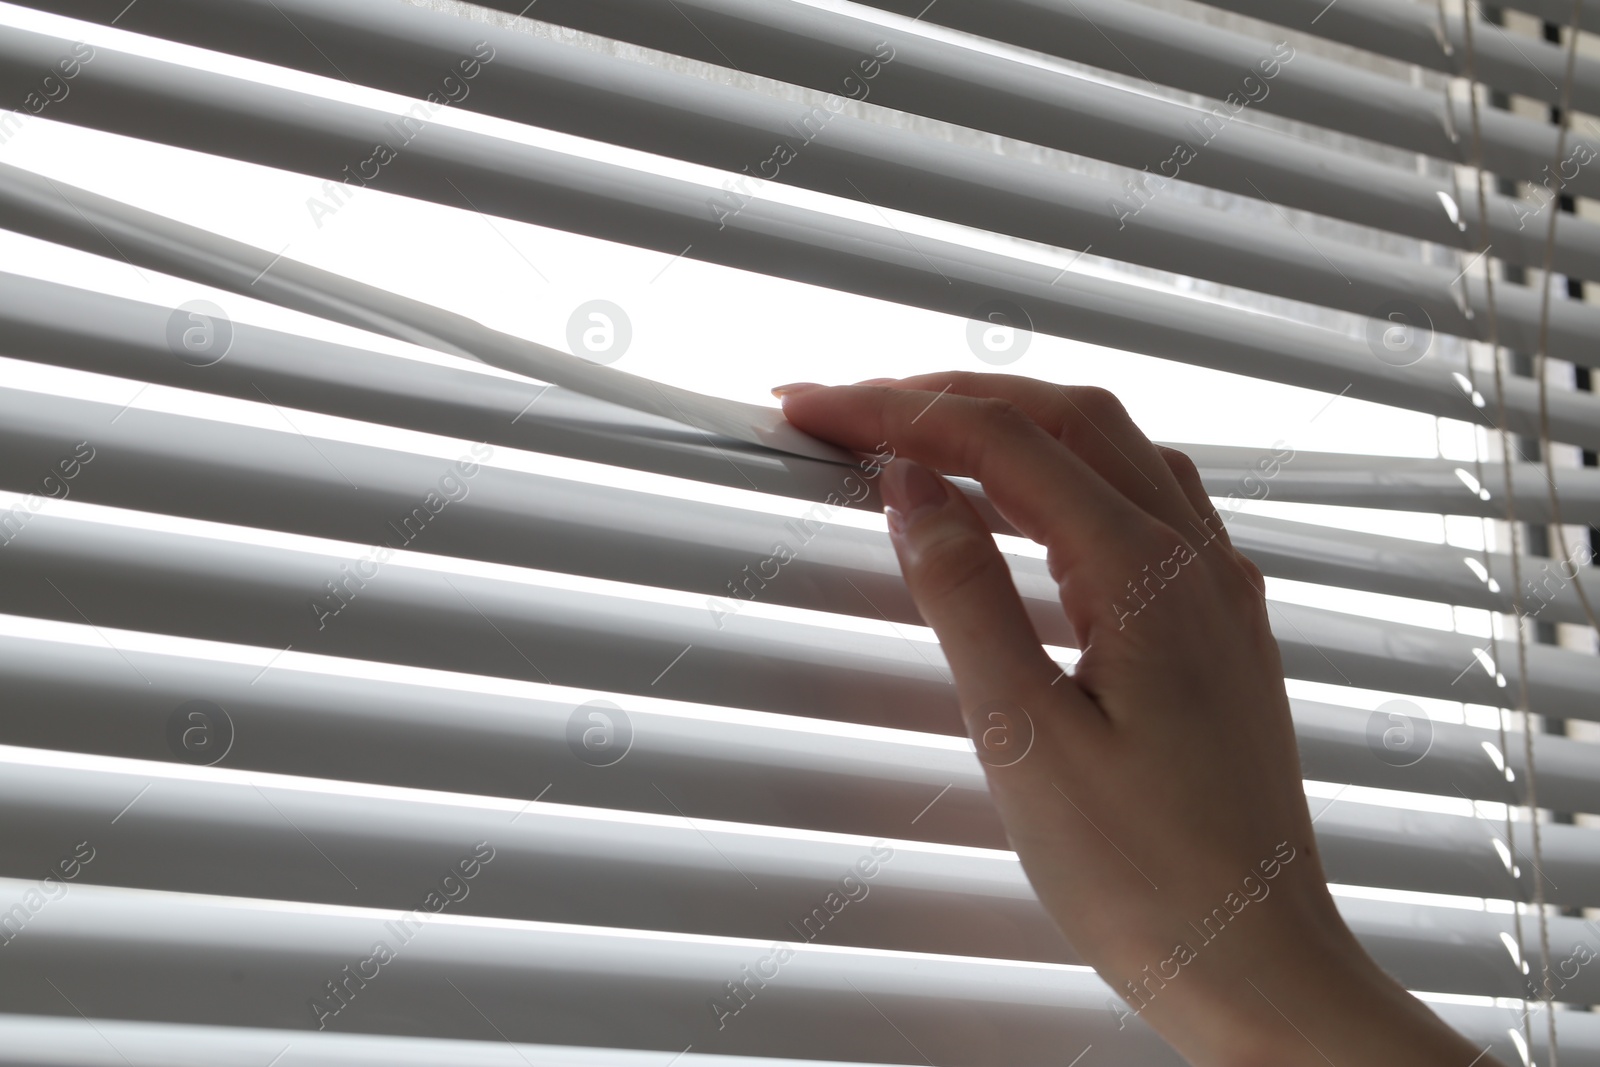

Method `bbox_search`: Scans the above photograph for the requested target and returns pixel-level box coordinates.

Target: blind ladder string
[1456,5,1537,1059]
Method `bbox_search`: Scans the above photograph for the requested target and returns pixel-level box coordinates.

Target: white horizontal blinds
[1,367,1590,626]
[0,264,1594,629]
[0,0,1594,1065]
[6,746,1600,1000]
[6,39,1600,482]
[0,0,1573,337]
[0,268,1595,627]
[824,0,1540,165]
[6,496,1597,724]
[10,0,1537,266]
[12,2,1600,408]
[4,623,1600,843]
[1,381,1598,731]
[447,0,1587,237]
[0,0,1572,286]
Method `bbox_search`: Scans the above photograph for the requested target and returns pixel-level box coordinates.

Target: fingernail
[882,459,948,536]
[853,377,896,386]
[771,382,823,399]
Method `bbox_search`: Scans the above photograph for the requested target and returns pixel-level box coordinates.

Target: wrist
[1129,893,1492,1067]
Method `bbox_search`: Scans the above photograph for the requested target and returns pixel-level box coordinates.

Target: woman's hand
[776,372,1500,1067]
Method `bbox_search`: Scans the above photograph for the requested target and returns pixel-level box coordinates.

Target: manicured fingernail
[882,459,948,536]
[854,377,896,386]
[771,382,823,399]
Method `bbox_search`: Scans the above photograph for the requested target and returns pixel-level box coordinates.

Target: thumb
[881,458,1074,725]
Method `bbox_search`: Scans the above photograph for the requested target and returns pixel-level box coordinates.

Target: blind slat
[1,877,1596,1034]
[0,630,1592,825]
[0,876,1193,1065]
[0,1016,929,1067]
[1181,442,1600,524]
[0,508,1596,723]
[1228,512,1598,627]
[6,748,1599,921]
[1194,0,1600,115]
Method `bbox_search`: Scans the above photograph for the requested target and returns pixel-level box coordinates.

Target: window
[0,0,1595,1064]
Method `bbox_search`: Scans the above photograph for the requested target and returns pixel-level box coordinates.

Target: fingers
[1156,445,1232,553]
[878,456,1098,731]
[778,383,1167,596]
[855,373,1204,539]
[1158,446,1268,597]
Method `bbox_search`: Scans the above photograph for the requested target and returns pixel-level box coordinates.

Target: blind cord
[1459,3,1578,1062]
[1458,6,1544,1063]
[1532,3,1600,640]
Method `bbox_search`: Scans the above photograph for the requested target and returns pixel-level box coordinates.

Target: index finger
[778,383,1171,584]
[865,372,1205,537]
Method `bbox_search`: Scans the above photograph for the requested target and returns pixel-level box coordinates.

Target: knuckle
[963,398,1039,469]
[1208,551,1270,623]
[1066,386,1130,426]
[974,396,1030,431]
[1057,388,1134,453]
[1159,445,1201,484]
[1235,554,1268,598]
[1136,520,1189,561]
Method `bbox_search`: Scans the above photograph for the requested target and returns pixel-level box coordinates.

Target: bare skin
[774,373,1504,1067]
